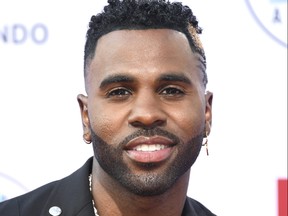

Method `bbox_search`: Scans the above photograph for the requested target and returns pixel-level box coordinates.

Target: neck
[91,158,190,216]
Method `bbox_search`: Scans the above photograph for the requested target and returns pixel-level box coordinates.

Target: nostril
[127,99,167,128]
[130,119,166,129]
[153,120,166,127]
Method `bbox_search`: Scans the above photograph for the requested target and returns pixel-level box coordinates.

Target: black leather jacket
[0,157,216,216]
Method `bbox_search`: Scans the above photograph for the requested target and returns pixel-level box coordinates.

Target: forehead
[86,29,203,88]
[94,28,193,63]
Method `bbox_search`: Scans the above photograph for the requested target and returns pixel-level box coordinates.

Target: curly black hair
[84,0,207,86]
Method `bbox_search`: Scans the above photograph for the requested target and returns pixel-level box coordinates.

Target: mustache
[119,127,181,148]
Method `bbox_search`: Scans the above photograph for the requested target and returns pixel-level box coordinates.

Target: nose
[128,93,167,129]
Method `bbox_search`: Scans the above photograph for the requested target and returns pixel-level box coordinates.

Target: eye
[107,87,132,100]
[160,87,185,98]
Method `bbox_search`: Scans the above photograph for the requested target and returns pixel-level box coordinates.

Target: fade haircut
[84,0,207,86]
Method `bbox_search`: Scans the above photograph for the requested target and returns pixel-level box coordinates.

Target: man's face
[79,29,212,196]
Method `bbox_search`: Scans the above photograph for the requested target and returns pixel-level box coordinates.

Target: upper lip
[124,136,175,150]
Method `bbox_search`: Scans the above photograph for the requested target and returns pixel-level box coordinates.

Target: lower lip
[125,147,174,163]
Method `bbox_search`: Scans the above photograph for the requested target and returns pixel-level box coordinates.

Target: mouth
[124,136,176,163]
[132,144,167,151]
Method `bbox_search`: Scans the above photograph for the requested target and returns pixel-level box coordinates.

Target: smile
[133,144,167,151]
[125,136,175,163]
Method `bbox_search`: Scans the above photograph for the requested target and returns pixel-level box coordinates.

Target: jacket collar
[39,157,201,216]
[41,157,95,216]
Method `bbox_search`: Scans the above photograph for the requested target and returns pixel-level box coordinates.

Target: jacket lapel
[40,157,95,216]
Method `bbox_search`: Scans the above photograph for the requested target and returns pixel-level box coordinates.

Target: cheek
[88,105,129,145]
[169,106,205,140]
[89,113,115,143]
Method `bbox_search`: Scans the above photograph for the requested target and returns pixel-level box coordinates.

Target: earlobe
[202,92,213,156]
[77,94,92,144]
[204,91,213,135]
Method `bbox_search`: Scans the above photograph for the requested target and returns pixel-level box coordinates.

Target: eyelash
[106,87,132,98]
[106,86,185,100]
[159,87,185,97]
[159,86,185,100]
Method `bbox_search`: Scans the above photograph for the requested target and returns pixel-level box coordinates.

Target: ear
[204,91,213,135]
[77,94,91,144]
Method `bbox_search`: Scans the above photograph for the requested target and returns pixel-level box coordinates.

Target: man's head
[78,0,212,197]
[84,0,207,88]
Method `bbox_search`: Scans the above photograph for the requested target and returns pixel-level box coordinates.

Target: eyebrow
[157,73,192,85]
[99,74,135,89]
[99,72,192,90]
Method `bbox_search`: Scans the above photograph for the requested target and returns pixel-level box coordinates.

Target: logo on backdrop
[0,23,48,45]
[0,173,28,202]
[246,0,287,47]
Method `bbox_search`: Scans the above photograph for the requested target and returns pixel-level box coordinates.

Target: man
[0,0,215,215]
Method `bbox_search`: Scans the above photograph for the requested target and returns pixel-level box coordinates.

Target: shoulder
[0,157,94,216]
[0,180,59,215]
[183,197,217,216]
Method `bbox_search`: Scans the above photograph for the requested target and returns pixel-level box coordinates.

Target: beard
[91,127,203,196]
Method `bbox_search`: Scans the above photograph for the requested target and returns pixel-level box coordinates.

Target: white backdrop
[0,0,287,215]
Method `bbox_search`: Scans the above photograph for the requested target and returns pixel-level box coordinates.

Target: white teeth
[133,144,166,152]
